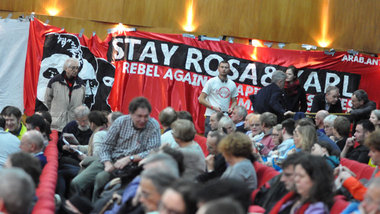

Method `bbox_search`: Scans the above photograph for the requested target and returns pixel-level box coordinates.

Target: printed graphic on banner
[36,33,115,111]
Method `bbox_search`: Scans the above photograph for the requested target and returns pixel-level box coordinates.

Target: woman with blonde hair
[293,125,317,153]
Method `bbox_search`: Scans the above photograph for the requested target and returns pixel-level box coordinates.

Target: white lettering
[239,63,257,85]
[112,38,124,60]
[125,38,141,60]
[228,59,240,80]
[122,62,129,73]
[204,54,223,76]
[185,48,203,73]
[261,66,276,86]
[325,73,340,91]
[304,72,321,92]
[161,44,179,66]
[342,75,353,97]
[174,70,184,81]
[139,41,158,63]
[163,69,173,80]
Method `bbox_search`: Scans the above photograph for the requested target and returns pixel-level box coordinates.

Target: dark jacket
[310,93,342,113]
[196,153,227,183]
[346,144,370,164]
[284,85,307,112]
[250,83,287,119]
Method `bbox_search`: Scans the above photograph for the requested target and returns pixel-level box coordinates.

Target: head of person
[293,125,317,152]
[244,113,254,130]
[230,106,247,124]
[360,177,380,214]
[365,130,380,166]
[323,114,337,137]
[311,140,339,157]
[280,152,306,191]
[281,118,295,137]
[141,152,181,178]
[355,120,375,144]
[271,124,283,145]
[209,112,224,131]
[107,111,123,127]
[20,130,45,153]
[217,61,230,77]
[260,112,277,130]
[73,105,90,131]
[25,114,50,139]
[206,131,226,155]
[370,110,380,128]
[352,89,369,109]
[171,119,196,144]
[315,110,329,129]
[87,110,108,131]
[325,86,340,105]
[333,116,350,139]
[0,168,35,214]
[176,111,193,122]
[36,110,52,126]
[285,65,298,83]
[293,154,334,207]
[159,180,198,214]
[196,197,244,214]
[129,97,152,129]
[1,106,22,133]
[249,114,262,136]
[271,70,287,89]
[63,58,80,79]
[218,116,236,134]
[5,152,42,187]
[218,132,254,164]
[139,169,178,212]
[159,107,177,129]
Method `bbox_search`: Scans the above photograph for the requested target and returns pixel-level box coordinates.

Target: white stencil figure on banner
[36,33,115,112]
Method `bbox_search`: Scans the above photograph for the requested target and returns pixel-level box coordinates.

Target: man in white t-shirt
[198,61,238,136]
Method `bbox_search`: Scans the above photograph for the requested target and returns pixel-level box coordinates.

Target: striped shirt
[99,115,161,162]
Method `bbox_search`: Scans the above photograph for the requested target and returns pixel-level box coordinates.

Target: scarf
[284,80,300,96]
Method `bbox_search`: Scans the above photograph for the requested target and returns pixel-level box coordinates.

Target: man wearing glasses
[44,58,85,132]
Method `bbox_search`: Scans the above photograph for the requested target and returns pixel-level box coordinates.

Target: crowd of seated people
[1,66,380,214]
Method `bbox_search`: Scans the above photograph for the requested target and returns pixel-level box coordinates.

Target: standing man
[198,61,238,136]
[44,58,85,132]
[310,86,342,113]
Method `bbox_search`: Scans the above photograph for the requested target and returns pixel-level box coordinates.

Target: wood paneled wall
[1,0,379,53]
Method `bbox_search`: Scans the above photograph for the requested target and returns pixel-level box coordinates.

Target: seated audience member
[267,119,295,161]
[159,180,198,214]
[271,124,283,148]
[259,112,277,156]
[218,116,236,134]
[5,152,42,188]
[315,110,329,134]
[323,114,337,140]
[0,116,20,168]
[159,107,178,148]
[230,105,248,133]
[291,124,317,153]
[196,197,244,214]
[25,114,51,145]
[19,130,47,168]
[284,65,307,113]
[349,89,376,132]
[251,70,288,121]
[197,131,227,182]
[36,110,52,127]
[106,111,123,128]
[194,179,252,213]
[1,106,27,140]
[311,141,340,168]
[0,168,35,214]
[333,116,351,151]
[218,132,257,192]
[247,114,264,144]
[336,130,380,201]
[310,85,342,113]
[61,194,93,214]
[61,105,92,146]
[341,119,374,164]
[209,112,224,132]
[270,154,334,214]
[244,113,255,135]
[172,119,205,179]
[138,169,178,213]
[369,109,380,130]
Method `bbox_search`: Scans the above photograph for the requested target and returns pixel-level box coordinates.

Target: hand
[77,153,87,161]
[227,107,233,114]
[62,144,71,151]
[205,154,215,171]
[114,157,130,169]
[104,161,115,172]
[345,137,355,147]
[212,106,222,112]
[333,166,356,178]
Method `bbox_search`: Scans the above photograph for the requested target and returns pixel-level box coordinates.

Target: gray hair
[326,85,339,94]
[208,131,226,147]
[140,153,180,178]
[63,58,79,70]
[315,110,329,121]
[0,168,35,214]
[271,70,286,84]
[260,112,277,127]
[74,105,90,119]
[159,107,177,127]
[323,115,337,126]
[140,169,178,194]
[218,116,236,132]
[234,106,248,120]
[23,130,45,150]
[171,119,196,142]
[372,110,380,120]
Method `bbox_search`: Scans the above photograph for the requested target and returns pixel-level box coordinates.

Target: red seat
[330,195,350,214]
[340,158,375,180]
[251,161,280,202]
